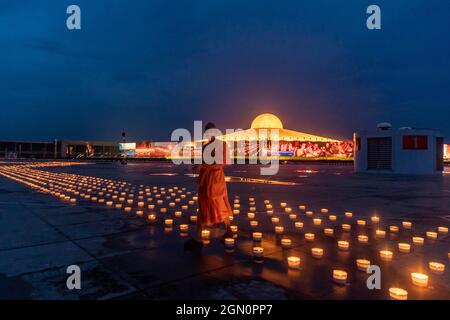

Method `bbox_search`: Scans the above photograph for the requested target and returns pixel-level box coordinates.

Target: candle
[389,226,399,233]
[224,238,235,248]
[398,243,411,253]
[164,219,173,226]
[190,215,198,222]
[266,204,273,209]
[179,224,189,232]
[311,247,324,259]
[106,201,113,206]
[379,250,393,262]
[426,231,438,240]
[345,212,353,218]
[148,214,156,222]
[230,225,238,233]
[313,218,322,226]
[138,201,145,207]
[233,203,240,209]
[247,212,255,219]
[411,273,428,287]
[275,226,284,234]
[266,210,274,215]
[233,209,240,214]
[285,207,292,213]
[252,232,263,241]
[281,238,292,248]
[338,240,349,251]
[389,288,408,300]
[324,228,334,236]
[264,200,270,204]
[329,215,337,221]
[333,269,347,285]
[115,203,122,209]
[287,256,301,269]
[298,205,306,210]
[402,221,412,230]
[428,262,445,275]
[355,259,370,272]
[357,219,366,227]
[280,202,287,207]
[253,246,264,258]
[250,220,258,227]
[342,224,351,232]
[249,207,256,212]
[305,233,315,242]
[375,229,386,238]
[295,221,304,229]
[148,204,155,209]
[136,210,144,216]
[124,206,132,212]
[70,198,76,203]
[438,226,448,234]
[412,236,424,246]
[371,216,380,223]
[201,230,210,239]
[305,211,313,216]
[321,208,328,213]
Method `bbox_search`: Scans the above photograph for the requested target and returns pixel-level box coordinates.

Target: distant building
[61,140,120,158]
[0,140,120,159]
[0,140,61,158]
[218,113,353,159]
[354,124,444,175]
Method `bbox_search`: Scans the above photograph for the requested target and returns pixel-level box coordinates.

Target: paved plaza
[0,161,449,300]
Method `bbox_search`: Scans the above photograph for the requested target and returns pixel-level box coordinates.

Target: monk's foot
[184,238,204,251]
[221,231,234,240]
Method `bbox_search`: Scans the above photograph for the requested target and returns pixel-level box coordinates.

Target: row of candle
[4,164,449,301]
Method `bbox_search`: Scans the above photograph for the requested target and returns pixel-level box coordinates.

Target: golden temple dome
[250,113,283,129]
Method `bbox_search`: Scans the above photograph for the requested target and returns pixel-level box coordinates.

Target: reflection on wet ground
[0,161,449,300]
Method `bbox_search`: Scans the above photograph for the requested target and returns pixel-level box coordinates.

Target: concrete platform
[0,162,449,300]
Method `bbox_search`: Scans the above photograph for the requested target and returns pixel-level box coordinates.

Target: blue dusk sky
[0,0,449,142]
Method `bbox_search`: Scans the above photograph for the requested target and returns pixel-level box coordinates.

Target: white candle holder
[389,288,408,300]
[411,272,428,287]
[333,269,347,285]
[287,256,301,269]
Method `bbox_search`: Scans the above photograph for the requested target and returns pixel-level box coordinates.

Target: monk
[184,122,233,250]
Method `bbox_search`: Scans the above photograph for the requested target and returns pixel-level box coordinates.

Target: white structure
[354,124,444,175]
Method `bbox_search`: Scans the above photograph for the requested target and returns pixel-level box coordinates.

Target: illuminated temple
[216,113,353,158]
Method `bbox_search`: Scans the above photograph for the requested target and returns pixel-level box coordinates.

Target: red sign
[403,135,427,150]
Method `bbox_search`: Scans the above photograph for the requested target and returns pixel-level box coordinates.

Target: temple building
[218,113,353,158]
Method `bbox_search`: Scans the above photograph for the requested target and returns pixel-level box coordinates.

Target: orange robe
[197,140,232,226]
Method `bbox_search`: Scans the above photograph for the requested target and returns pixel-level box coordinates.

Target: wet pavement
[0,161,449,300]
